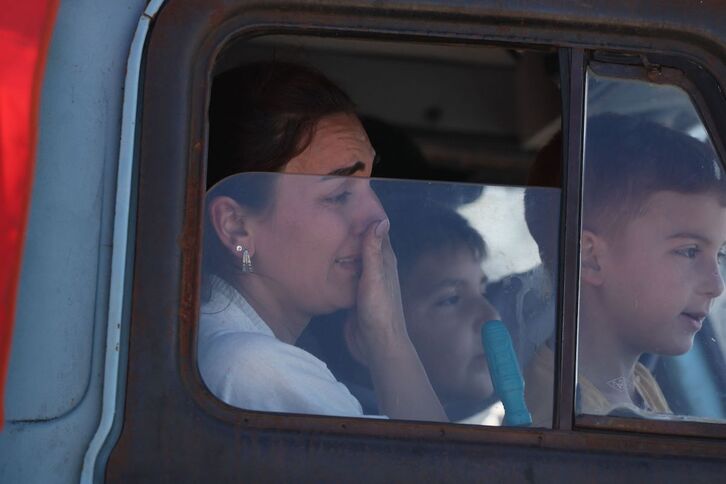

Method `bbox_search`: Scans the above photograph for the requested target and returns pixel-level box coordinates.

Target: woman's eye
[718,249,726,265]
[435,295,460,307]
[325,191,352,205]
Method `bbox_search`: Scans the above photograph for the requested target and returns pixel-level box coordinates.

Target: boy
[526,113,726,423]
[387,200,501,422]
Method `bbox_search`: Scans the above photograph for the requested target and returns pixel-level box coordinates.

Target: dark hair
[387,198,487,279]
[208,61,356,189]
[203,62,356,285]
[583,113,726,233]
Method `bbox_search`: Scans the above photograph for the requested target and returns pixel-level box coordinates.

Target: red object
[0,0,60,428]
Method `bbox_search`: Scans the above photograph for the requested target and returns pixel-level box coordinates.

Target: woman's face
[247,113,385,318]
[401,245,498,403]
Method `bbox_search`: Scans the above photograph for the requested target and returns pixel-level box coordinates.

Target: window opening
[200,36,563,427]
[575,68,726,425]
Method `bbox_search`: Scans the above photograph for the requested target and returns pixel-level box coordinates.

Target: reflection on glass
[577,71,726,424]
[198,173,560,426]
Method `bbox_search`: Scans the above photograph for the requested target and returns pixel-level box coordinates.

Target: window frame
[106,1,726,479]
[574,53,726,439]
[191,30,573,436]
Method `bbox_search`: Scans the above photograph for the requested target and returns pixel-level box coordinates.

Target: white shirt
[197,276,366,416]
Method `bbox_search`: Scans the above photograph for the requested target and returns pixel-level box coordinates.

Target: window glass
[198,173,560,426]
[201,37,564,427]
[578,69,726,423]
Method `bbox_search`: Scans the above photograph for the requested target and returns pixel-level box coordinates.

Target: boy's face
[588,191,726,355]
[401,245,498,403]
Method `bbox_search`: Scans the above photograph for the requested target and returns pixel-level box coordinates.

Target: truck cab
[2,1,726,482]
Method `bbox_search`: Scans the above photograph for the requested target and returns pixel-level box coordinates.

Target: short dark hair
[583,113,726,233]
[386,198,486,279]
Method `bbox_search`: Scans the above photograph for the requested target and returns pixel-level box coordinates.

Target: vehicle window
[199,173,560,426]
[199,37,563,428]
[576,68,726,424]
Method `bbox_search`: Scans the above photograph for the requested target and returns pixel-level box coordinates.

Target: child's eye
[435,295,460,307]
[324,191,352,205]
[718,249,726,265]
[675,246,700,259]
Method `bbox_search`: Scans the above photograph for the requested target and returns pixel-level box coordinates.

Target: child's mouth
[681,311,706,331]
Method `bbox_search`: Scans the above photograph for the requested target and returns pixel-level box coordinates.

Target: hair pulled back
[208,61,356,190]
[204,62,356,286]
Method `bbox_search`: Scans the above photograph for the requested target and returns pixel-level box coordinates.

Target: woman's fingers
[374,217,390,239]
[357,218,407,343]
[358,219,387,315]
[379,222,397,271]
[360,218,387,282]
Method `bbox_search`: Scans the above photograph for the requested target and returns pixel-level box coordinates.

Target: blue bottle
[481,320,532,427]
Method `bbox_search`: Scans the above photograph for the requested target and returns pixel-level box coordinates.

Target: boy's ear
[208,196,256,256]
[581,230,605,286]
[343,313,370,368]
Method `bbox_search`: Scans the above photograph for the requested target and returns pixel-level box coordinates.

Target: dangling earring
[235,245,254,273]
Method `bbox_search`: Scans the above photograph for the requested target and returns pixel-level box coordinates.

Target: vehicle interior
[214,35,563,186]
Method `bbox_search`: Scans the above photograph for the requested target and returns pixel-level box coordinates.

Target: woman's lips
[335,256,362,274]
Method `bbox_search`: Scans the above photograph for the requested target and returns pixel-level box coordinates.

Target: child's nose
[708,272,725,298]
[700,260,725,298]
[476,296,500,326]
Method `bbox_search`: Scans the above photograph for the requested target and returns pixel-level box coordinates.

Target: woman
[198,62,445,421]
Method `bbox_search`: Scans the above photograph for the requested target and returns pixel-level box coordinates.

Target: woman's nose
[352,182,386,234]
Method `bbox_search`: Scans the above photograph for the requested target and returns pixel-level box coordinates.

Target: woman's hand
[356,219,408,347]
[354,219,447,422]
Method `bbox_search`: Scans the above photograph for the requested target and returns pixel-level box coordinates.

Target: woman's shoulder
[196,276,364,416]
[201,328,279,355]
[199,276,276,337]
[199,329,318,377]
[198,330,364,416]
